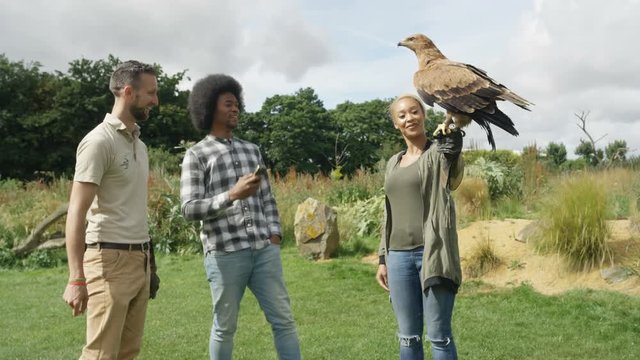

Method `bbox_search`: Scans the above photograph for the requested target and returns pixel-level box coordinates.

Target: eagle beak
[397,40,408,48]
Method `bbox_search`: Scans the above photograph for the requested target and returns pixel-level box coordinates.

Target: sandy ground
[364,219,640,296]
[458,219,640,296]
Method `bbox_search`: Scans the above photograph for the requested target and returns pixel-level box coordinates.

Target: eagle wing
[414,60,497,114]
[414,60,533,149]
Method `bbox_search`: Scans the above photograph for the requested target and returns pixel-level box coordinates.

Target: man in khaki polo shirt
[63,60,159,359]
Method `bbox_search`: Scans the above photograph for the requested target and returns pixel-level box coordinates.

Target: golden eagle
[398,33,533,149]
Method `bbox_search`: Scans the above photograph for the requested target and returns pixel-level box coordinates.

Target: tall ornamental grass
[454,177,491,223]
[534,174,612,270]
[463,236,502,278]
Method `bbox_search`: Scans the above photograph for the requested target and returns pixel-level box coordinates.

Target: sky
[2,0,639,154]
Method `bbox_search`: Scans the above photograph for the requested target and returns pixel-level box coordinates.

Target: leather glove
[149,239,160,299]
[150,271,160,299]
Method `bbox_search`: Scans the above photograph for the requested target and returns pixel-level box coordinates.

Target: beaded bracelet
[68,281,87,286]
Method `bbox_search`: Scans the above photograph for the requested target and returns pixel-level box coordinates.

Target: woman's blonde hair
[389,94,426,121]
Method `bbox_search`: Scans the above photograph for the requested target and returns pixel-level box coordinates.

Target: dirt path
[364,219,640,296]
[458,219,640,296]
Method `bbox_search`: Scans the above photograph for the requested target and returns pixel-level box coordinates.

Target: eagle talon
[433,123,452,137]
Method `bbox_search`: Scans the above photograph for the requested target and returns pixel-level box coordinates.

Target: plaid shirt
[180,135,281,253]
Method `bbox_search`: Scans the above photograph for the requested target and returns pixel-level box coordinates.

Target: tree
[575,140,603,166]
[0,55,195,180]
[545,142,567,167]
[605,139,627,163]
[574,111,606,166]
[330,99,397,175]
[0,55,62,179]
[258,88,335,175]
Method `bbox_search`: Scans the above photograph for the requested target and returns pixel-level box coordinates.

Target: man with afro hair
[180,74,301,360]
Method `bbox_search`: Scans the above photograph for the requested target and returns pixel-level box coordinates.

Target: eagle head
[398,34,445,61]
[398,34,435,51]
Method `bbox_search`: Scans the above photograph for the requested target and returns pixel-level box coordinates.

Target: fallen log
[12,203,68,257]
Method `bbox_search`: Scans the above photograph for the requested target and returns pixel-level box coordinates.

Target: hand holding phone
[253,165,267,178]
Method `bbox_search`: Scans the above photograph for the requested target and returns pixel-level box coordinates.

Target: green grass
[1,249,639,359]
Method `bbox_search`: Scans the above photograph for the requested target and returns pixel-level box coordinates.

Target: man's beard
[130,103,149,122]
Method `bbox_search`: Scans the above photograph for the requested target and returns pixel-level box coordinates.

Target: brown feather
[399,33,534,149]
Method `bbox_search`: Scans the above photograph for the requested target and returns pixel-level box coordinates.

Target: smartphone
[253,164,267,177]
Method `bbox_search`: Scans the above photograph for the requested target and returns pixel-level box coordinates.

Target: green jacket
[379,131,464,289]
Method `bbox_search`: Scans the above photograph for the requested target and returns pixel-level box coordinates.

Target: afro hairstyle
[188,74,244,132]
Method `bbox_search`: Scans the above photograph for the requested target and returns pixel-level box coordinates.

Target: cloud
[1,0,637,156]
[0,0,331,81]
[475,0,640,154]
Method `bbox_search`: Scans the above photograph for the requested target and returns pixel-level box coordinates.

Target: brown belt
[86,242,150,251]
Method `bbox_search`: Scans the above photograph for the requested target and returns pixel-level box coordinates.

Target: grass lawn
[1,247,639,359]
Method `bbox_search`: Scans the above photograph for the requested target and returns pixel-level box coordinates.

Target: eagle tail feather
[475,119,497,150]
[473,107,519,139]
[499,91,533,111]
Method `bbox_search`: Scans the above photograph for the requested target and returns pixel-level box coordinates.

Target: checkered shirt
[180,135,281,253]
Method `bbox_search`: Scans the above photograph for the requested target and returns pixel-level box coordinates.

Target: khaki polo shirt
[73,113,149,244]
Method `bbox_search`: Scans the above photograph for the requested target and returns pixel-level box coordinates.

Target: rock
[515,221,539,243]
[600,266,632,284]
[294,198,339,259]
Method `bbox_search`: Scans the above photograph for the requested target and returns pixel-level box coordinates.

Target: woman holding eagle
[376,33,531,359]
[376,93,463,360]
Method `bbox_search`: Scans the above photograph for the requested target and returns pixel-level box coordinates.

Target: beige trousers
[81,248,150,360]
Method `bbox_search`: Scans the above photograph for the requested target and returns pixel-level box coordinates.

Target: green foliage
[463,149,521,169]
[605,139,628,163]
[560,158,588,171]
[575,139,604,166]
[329,166,344,181]
[0,247,16,267]
[148,172,201,254]
[0,54,196,180]
[465,157,522,200]
[336,194,385,239]
[490,197,529,220]
[22,249,61,268]
[544,141,567,167]
[533,174,612,270]
[148,147,183,175]
[331,99,398,175]
[258,88,335,175]
[327,182,376,205]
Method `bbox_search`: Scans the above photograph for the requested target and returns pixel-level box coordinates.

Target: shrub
[464,236,501,278]
[23,249,60,268]
[465,157,522,200]
[533,174,612,270]
[148,170,201,254]
[0,248,16,268]
[336,194,385,239]
[148,147,183,175]
[463,149,521,169]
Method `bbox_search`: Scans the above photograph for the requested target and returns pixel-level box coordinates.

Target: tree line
[0,54,633,180]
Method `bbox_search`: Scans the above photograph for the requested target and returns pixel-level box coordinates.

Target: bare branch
[574,110,606,165]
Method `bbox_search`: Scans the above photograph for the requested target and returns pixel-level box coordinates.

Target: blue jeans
[387,248,458,360]
[204,244,301,360]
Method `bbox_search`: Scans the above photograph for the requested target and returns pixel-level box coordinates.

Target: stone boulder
[294,198,339,259]
[515,221,540,243]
